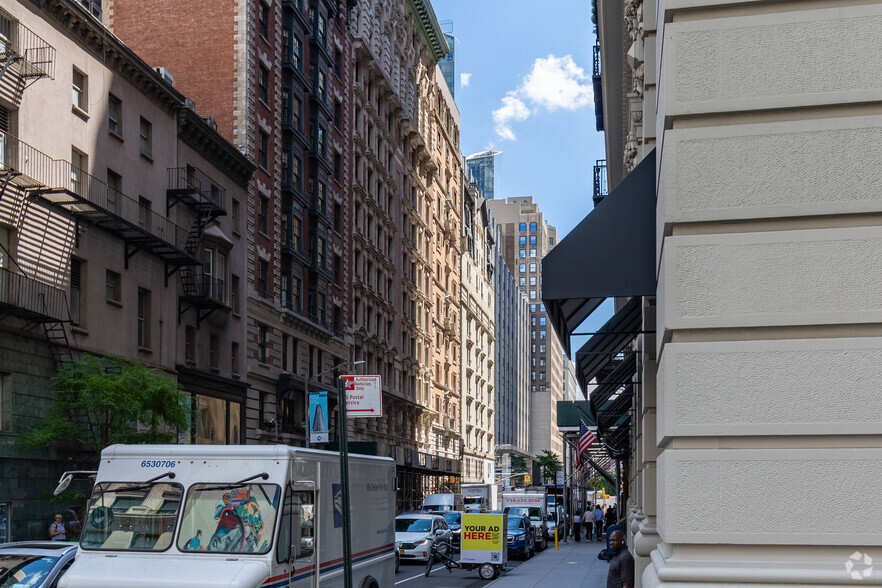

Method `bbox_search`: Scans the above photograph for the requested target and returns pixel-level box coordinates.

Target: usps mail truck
[58,444,395,588]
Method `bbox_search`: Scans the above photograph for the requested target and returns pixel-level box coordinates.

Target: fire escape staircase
[0,16,56,107]
[167,167,228,326]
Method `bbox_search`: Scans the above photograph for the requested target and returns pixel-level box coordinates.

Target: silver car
[0,541,77,587]
[394,514,451,563]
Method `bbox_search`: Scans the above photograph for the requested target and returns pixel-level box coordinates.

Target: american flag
[575,419,597,469]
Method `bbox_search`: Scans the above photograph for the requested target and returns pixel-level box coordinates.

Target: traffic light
[524,475,531,484]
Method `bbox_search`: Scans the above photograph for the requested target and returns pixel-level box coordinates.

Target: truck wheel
[361,577,379,588]
[479,563,496,580]
[536,533,547,551]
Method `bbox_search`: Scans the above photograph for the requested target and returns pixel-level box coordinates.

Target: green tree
[537,450,563,484]
[18,355,190,454]
[510,455,530,488]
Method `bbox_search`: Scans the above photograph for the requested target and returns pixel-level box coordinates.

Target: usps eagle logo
[845,552,873,581]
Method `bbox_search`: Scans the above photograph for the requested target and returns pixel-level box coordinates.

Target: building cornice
[405,0,448,62]
[178,109,255,189]
[33,0,184,115]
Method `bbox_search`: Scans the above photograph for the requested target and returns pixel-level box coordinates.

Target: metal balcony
[0,13,56,105]
[178,273,229,326]
[0,266,67,323]
[166,166,227,218]
[593,159,608,207]
[0,132,199,273]
[592,43,604,132]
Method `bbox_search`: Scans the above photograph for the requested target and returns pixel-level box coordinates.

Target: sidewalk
[489,536,610,588]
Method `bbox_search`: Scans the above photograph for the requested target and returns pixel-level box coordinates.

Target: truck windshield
[177,483,280,554]
[503,507,542,521]
[81,482,183,551]
[422,504,451,512]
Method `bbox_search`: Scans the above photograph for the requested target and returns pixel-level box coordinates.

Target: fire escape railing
[0,266,67,322]
[593,159,607,207]
[0,15,56,104]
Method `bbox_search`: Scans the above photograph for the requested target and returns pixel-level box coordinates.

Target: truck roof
[100,444,394,465]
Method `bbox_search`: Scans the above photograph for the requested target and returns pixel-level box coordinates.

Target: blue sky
[432,0,614,350]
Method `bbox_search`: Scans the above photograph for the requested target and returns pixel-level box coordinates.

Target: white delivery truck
[500,491,548,551]
[59,444,395,588]
[421,493,464,513]
[461,484,498,513]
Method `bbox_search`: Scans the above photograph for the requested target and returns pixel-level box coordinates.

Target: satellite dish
[53,474,73,496]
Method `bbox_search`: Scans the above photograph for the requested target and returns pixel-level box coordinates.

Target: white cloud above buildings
[492,54,593,141]
[460,72,472,87]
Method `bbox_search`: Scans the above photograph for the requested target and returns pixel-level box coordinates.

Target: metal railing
[0,16,56,81]
[1,132,193,254]
[593,43,601,78]
[593,159,608,204]
[167,167,227,210]
[0,266,67,321]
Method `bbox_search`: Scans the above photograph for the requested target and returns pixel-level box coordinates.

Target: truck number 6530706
[140,460,176,468]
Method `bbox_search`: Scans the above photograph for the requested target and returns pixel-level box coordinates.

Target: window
[209,335,219,370]
[519,222,526,231]
[539,344,546,353]
[530,235,537,245]
[258,324,268,363]
[137,288,151,348]
[291,35,302,70]
[292,155,302,188]
[334,48,342,77]
[530,249,537,258]
[529,263,537,272]
[231,342,240,375]
[71,148,87,195]
[292,276,301,311]
[259,65,269,103]
[185,326,196,362]
[317,126,325,157]
[530,304,536,312]
[530,290,537,299]
[519,249,526,259]
[259,2,269,38]
[529,276,536,286]
[334,99,342,129]
[519,236,526,245]
[519,277,526,287]
[232,199,240,232]
[519,264,526,273]
[138,197,151,230]
[105,169,121,213]
[258,260,269,297]
[317,292,326,324]
[72,67,87,112]
[108,94,122,136]
[317,70,326,103]
[316,182,326,213]
[333,152,342,181]
[70,258,84,326]
[540,303,546,311]
[291,216,301,250]
[316,236,325,269]
[105,270,121,303]
[258,195,268,234]
[530,222,537,231]
[317,14,326,46]
[231,275,240,314]
[139,117,152,157]
[540,330,546,339]
[259,131,268,169]
[539,317,546,325]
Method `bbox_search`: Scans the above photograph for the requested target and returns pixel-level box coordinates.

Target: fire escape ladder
[0,16,56,105]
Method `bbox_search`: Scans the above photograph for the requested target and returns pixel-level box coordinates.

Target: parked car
[0,541,77,587]
[506,515,535,559]
[395,513,452,563]
[440,512,462,551]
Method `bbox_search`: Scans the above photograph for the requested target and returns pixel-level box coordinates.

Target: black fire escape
[167,166,228,325]
[593,159,607,207]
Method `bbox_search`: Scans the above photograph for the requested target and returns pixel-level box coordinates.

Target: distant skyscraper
[466,150,501,200]
[439,23,455,98]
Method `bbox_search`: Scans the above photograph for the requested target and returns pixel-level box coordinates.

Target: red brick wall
[108,0,238,144]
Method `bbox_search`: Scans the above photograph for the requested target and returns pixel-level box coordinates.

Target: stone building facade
[0,0,251,539]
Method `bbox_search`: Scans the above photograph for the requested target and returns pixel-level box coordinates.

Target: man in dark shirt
[606,530,635,588]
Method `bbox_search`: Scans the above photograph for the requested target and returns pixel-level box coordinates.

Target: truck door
[277,482,316,588]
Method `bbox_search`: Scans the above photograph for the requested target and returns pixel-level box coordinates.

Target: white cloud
[460,72,472,87]
[492,54,593,141]
[492,92,531,141]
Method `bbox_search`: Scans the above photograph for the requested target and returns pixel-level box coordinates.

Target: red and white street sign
[342,375,382,418]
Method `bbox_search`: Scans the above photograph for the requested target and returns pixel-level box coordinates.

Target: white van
[59,444,395,588]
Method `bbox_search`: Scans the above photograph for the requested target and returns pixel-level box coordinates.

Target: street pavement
[393,535,611,587]
[486,535,610,588]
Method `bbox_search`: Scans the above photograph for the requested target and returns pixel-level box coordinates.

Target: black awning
[543,149,657,355]
[575,297,642,389]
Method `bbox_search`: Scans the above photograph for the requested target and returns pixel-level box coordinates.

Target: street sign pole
[338,376,353,588]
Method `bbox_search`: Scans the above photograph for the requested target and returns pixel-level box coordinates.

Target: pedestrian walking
[605,505,617,531]
[49,514,66,541]
[583,505,593,542]
[606,530,635,588]
[594,505,603,541]
[572,510,581,542]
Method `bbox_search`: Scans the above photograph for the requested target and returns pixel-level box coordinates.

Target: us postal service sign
[342,375,382,418]
[460,513,507,565]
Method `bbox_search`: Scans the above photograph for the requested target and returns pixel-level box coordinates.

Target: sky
[431,0,614,351]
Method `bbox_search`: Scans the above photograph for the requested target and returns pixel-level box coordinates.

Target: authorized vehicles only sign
[460,513,507,565]
[342,375,382,418]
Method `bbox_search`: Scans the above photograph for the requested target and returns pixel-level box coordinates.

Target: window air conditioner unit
[154,66,174,86]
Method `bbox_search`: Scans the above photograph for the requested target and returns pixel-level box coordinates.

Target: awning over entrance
[574,296,641,390]
[542,149,656,356]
